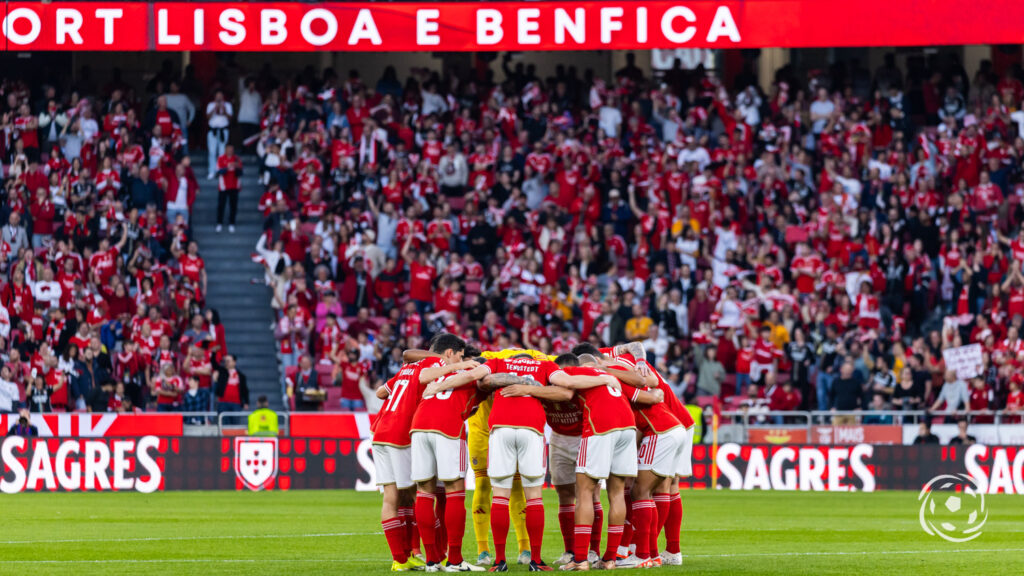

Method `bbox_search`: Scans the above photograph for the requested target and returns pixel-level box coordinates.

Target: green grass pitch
[2,490,1022,575]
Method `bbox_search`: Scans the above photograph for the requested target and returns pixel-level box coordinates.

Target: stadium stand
[1,52,1024,426]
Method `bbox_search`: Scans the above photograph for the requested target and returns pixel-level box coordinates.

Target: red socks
[665,494,683,554]
[434,488,447,559]
[631,499,655,560]
[602,524,623,562]
[399,507,419,555]
[621,492,633,553]
[573,524,592,563]
[415,491,440,563]
[491,496,510,563]
[558,505,575,553]
[652,494,670,558]
[525,498,545,561]
[445,490,466,566]
[590,502,603,553]
[383,517,409,563]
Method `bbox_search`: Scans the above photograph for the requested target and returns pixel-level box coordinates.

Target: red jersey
[543,395,583,436]
[337,360,369,401]
[484,358,561,435]
[156,376,184,405]
[409,262,436,302]
[410,370,485,439]
[372,358,441,447]
[565,366,635,438]
[178,254,205,285]
[221,370,241,404]
[605,352,683,435]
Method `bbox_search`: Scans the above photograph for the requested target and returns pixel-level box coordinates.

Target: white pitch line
[682,548,1024,559]
[0,532,379,545]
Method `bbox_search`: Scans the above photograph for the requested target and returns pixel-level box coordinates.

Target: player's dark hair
[429,333,466,355]
[465,345,482,358]
[554,353,579,367]
[511,353,533,359]
[571,342,603,358]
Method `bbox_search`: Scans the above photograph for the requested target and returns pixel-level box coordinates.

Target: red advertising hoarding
[1,1,1023,52]
[0,413,184,437]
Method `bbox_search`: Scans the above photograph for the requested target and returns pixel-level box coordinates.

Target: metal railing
[715,409,1021,444]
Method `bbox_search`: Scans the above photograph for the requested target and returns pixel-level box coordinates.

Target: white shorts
[548,431,581,487]
[488,427,546,489]
[373,443,413,489]
[637,428,686,478]
[411,431,468,483]
[576,428,638,480]
[677,427,695,478]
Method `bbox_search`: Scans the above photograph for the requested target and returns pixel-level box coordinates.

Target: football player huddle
[371,333,695,572]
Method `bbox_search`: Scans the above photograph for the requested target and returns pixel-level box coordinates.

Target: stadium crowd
[251,52,1024,420]
[4,51,1024,422]
[0,71,247,415]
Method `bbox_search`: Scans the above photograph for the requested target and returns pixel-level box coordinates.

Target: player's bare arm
[614,341,647,361]
[419,359,480,385]
[605,365,647,389]
[376,385,390,400]
[478,372,530,392]
[550,371,620,390]
[422,362,486,396]
[403,349,439,363]
[631,387,665,406]
[500,384,574,401]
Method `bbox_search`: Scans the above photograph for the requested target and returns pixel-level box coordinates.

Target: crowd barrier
[2,434,1021,494]
[3,411,1021,445]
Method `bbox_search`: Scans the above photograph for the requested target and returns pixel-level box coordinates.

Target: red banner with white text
[1,1,1023,52]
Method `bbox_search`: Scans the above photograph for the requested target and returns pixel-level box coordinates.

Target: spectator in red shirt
[332,348,368,411]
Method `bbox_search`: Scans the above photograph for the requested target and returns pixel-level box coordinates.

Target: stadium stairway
[190,154,282,409]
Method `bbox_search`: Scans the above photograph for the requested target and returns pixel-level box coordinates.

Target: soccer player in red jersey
[373,334,478,571]
[409,344,489,572]
[540,365,587,567]
[605,344,695,567]
[555,350,663,572]
[432,354,609,572]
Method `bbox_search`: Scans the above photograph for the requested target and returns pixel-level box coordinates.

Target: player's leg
[435,486,448,563]
[630,441,663,563]
[522,483,548,570]
[602,474,628,569]
[400,487,422,559]
[553,483,576,563]
[619,478,634,560]
[548,432,580,565]
[652,476,673,565]
[509,475,530,564]
[663,477,683,565]
[564,473,597,571]
[608,429,639,567]
[661,426,692,565]
[411,432,442,566]
[439,437,472,570]
[487,428,517,571]
[588,490,602,561]
[415,478,441,566]
[381,482,411,565]
[490,482,514,569]
[468,424,493,564]
[517,429,550,571]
